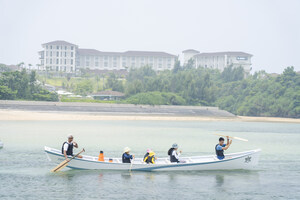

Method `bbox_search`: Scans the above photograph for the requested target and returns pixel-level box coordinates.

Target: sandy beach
[0,109,299,123]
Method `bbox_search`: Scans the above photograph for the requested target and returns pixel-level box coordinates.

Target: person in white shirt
[168,143,182,163]
[61,134,82,161]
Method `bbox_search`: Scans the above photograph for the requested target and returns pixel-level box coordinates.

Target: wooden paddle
[51,148,85,172]
[213,134,248,142]
[129,158,134,172]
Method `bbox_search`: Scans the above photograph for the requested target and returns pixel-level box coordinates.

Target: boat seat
[165,158,171,164]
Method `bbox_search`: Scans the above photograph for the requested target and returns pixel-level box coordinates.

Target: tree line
[0,69,58,101]
[107,64,300,118]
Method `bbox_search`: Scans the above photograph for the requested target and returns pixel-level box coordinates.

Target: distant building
[182,50,253,73]
[90,91,125,101]
[39,41,77,73]
[39,40,177,73]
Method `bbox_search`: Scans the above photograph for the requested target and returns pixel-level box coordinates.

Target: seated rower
[144,151,156,164]
[168,143,183,163]
[62,134,82,161]
[215,136,232,160]
[122,147,135,163]
[143,148,151,160]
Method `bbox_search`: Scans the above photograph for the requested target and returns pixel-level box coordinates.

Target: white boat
[0,141,3,149]
[45,146,261,171]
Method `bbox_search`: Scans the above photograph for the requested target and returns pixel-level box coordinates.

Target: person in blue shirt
[215,136,232,160]
[122,147,135,163]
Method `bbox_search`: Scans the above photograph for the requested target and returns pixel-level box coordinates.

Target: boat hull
[45,147,261,171]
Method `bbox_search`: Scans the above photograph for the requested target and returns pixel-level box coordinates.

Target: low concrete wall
[0,100,235,117]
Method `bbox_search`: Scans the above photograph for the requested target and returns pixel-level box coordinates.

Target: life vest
[144,152,155,164]
[215,144,224,158]
[98,151,104,161]
[122,153,131,163]
[169,149,179,163]
[61,142,73,156]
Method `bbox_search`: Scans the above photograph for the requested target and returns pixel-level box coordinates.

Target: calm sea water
[0,120,299,200]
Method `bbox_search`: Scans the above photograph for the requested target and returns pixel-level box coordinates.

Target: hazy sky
[0,0,299,73]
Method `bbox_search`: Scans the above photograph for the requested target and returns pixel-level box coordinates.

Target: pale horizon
[0,0,299,73]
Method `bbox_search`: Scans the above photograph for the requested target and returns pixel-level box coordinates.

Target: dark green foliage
[0,70,58,101]
[123,65,300,118]
[126,92,186,105]
[106,73,124,92]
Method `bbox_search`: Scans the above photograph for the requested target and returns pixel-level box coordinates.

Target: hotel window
[95,62,99,67]
[141,57,144,61]
[86,56,90,60]
[131,56,135,61]
[65,46,67,50]
[104,56,108,60]
[57,46,59,49]
[50,59,52,64]
[122,62,126,67]
[46,46,48,49]
[113,62,117,67]
[168,64,171,68]
[95,56,99,60]
[158,64,162,68]
[71,52,73,57]
[56,52,59,57]
[71,67,73,71]
[71,46,74,50]
[122,57,126,61]
[60,52,62,57]
[149,57,153,62]
[104,62,108,67]
[50,52,52,57]
[65,52,67,57]
[113,56,117,61]
[56,66,59,71]
[167,58,171,62]
[64,59,66,64]
[158,58,162,62]
[60,59,62,64]
[64,66,66,72]
[46,59,48,64]
[56,59,59,64]
[71,60,73,65]
[50,46,52,49]
[46,51,48,56]
[86,61,89,66]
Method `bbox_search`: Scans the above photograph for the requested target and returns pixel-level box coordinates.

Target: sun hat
[147,148,152,153]
[124,147,131,153]
[172,143,178,148]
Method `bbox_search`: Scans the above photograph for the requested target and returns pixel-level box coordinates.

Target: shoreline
[0,109,299,123]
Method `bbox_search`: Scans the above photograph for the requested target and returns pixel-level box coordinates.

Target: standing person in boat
[168,143,183,163]
[122,147,135,163]
[215,136,232,160]
[62,134,82,161]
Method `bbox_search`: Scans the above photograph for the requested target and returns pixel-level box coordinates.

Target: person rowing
[62,134,82,161]
[168,143,184,163]
[122,147,135,163]
[144,149,156,164]
[215,136,232,160]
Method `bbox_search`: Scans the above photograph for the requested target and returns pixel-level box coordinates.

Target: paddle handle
[214,134,248,142]
[51,148,85,172]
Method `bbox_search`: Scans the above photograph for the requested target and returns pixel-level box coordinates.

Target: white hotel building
[39,41,176,73]
[182,49,253,73]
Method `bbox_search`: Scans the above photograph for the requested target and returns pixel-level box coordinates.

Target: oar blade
[51,160,69,172]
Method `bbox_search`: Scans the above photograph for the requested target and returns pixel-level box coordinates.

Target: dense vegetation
[0,70,58,101]
[110,64,299,118]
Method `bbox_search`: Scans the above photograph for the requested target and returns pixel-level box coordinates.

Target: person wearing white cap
[168,143,182,163]
[62,134,82,161]
[122,147,135,163]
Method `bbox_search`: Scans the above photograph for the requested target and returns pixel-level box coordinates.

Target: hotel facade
[182,49,253,73]
[38,41,252,73]
[39,41,176,73]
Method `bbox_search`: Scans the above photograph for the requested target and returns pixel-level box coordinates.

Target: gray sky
[0,0,299,73]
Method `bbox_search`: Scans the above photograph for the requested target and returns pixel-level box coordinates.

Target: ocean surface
[0,120,299,200]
